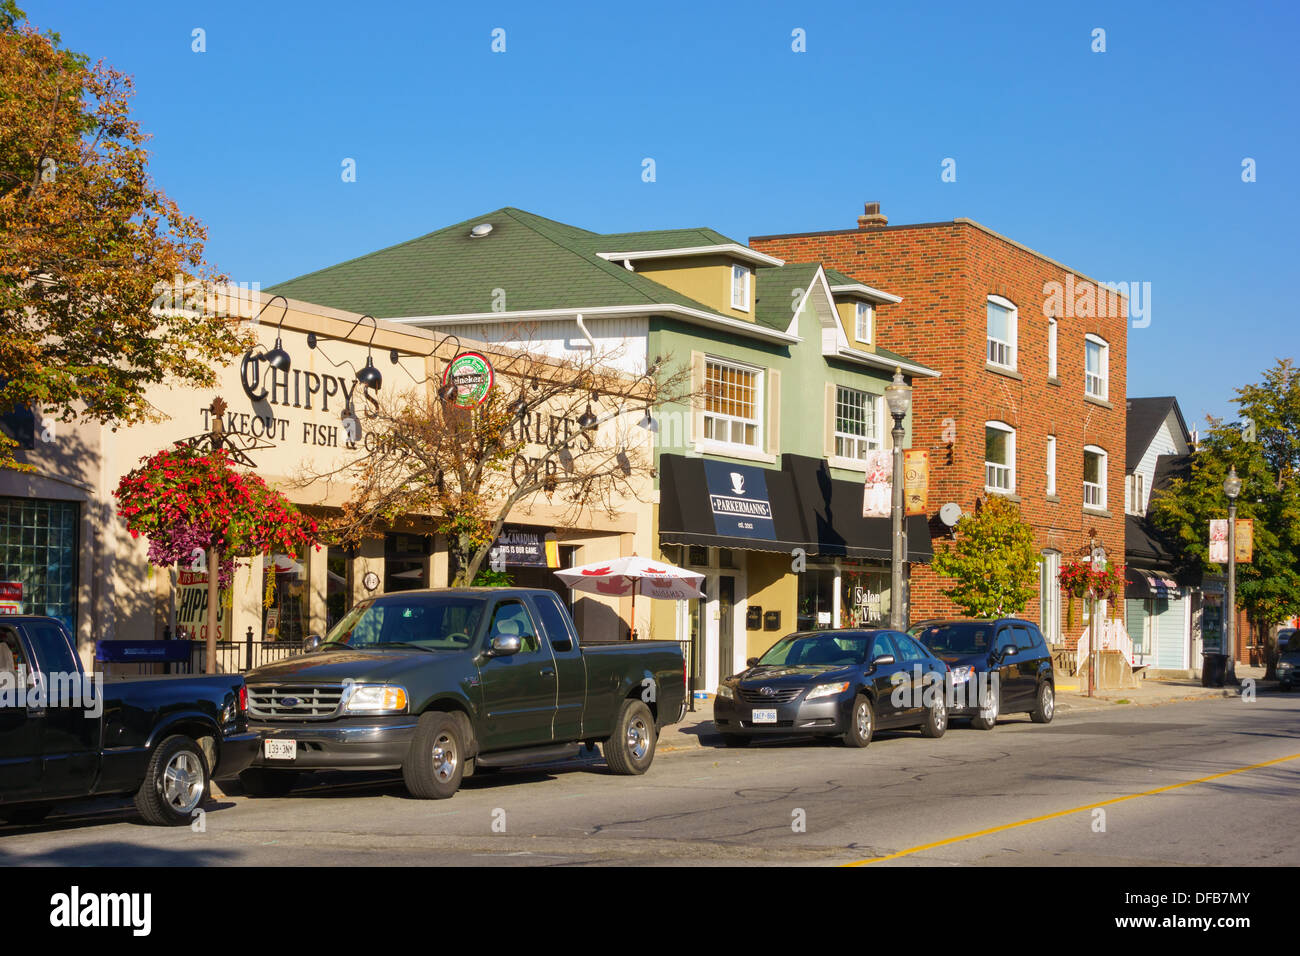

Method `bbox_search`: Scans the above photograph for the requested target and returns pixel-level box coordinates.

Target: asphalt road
[2,693,1298,867]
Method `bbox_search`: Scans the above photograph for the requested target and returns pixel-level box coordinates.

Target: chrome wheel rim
[1042,685,1054,720]
[856,702,871,738]
[627,717,650,760]
[431,732,458,782]
[162,751,204,814]
[933,702,947,732]
[981,690,999,723]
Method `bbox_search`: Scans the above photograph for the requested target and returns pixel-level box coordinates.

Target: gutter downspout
[574,313,597,351]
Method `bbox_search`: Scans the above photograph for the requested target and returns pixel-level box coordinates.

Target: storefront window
[385,533,429,592]
[263,554,308,643]
[0,496,78,629]
[326,546,352,632]
[797,562,836,630]
[841,561,889,628]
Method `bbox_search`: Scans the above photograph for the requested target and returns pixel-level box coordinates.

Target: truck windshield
[326,596,487,651]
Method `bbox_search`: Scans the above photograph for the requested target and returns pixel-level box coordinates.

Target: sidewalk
[657,668,1270,753]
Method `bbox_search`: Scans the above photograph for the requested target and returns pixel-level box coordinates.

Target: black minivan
[914,619,1055,729]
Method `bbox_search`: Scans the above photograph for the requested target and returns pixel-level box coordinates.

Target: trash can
[1201,652,1228,688]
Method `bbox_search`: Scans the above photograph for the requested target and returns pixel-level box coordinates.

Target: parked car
[913,618,1055,728]
[713,629,950,748]
[0,616,257,826]
[1277,628,1298,691]
[239,587,686,799]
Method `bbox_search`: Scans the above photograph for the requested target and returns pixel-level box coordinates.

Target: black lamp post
[884,368,912,630]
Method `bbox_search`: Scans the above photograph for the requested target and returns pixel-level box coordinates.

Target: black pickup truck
[0,616,258,826]
[240,587,687,799]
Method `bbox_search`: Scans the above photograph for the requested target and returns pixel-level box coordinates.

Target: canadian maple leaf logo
[581,566,612,576]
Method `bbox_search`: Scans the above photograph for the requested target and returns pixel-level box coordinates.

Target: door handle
[540,667,556,678]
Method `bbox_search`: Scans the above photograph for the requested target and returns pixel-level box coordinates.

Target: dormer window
[731,264,751,311]
[855,302,873,344]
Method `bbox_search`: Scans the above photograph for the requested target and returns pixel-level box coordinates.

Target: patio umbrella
[555,555,705,638]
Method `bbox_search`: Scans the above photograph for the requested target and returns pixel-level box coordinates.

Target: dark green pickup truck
[239,587,686,799]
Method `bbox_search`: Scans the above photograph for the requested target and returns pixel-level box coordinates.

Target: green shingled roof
[268,207,744,321]
[753,262,821,333]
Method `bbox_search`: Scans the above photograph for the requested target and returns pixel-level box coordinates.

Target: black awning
[1125,566,1179,599]
[782,454,933,562]
[657,454,811,554]
[657,453,933,562]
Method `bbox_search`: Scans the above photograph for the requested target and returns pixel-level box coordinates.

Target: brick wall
[753,218,1128,647]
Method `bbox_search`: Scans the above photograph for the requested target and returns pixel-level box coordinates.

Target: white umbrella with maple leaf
[555,555,705,639]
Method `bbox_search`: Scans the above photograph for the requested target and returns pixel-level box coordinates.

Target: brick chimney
[857,201,888,229]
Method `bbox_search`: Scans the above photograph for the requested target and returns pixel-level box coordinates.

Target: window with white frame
[703,358,762,449]
[1084,445,1108,510]
[1048,318,1058,379]
[987,296,1017,370]
[1085,335,1109,399]
[985,421,1016,493]
[854,302,873,344]
[1125,472,1145,515]
[1046,435,1057,496]
[731,264,752,311]
[834,386,881,460]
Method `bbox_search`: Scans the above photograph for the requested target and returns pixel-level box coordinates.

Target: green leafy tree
[1150,359,1300,677]
[0,3,247,470]
[931,495,1040,617]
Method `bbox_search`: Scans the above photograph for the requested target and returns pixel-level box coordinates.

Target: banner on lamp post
[1235,519,1253,564]
[903,449,928,516]
[862,450,892,518]
[1208,519,1229,564]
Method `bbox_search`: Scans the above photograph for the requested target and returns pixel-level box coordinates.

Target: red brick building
[752,204,1128,648]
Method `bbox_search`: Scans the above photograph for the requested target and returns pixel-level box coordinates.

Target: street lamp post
[1223,466,1241,687]
[884,369,912,630]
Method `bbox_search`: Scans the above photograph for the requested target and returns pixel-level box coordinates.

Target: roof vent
[470,223,494,238]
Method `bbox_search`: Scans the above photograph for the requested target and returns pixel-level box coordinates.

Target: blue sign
[95,640,194,664]
[703,460,777,540]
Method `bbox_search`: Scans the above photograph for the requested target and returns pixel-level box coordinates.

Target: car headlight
[950,665,975,684]
[344,684,409,713]
[1279,661,1294,671]
[806,681,851,701]
[716,684,734,699]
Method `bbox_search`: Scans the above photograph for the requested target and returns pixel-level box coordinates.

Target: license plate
[751,709,778,724]
[263,739,297,760]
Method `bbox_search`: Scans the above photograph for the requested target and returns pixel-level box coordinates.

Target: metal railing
[170,628,305,674]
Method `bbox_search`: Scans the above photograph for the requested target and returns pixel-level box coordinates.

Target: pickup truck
[0,616,258,826]
[239,587,687,799]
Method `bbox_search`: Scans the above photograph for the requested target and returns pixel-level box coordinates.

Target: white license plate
[263,739,297,760]
[751,709,778,724]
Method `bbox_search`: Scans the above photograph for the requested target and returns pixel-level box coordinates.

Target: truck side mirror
[746,657,759,668]
[488,634,522,657]
[303,634,323,654]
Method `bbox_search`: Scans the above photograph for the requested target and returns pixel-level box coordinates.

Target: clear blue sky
[27,0,1300,427]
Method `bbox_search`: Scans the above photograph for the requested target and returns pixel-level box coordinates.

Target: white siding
[422,316,649,375]
[1131,409,1191,513]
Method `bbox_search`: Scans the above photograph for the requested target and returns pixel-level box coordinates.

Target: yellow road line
[843,751,1300,866]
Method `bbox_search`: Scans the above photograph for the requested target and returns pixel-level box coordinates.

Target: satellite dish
[939,502,963,527]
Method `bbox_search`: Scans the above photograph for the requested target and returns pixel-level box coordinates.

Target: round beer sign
[442,351,494,408]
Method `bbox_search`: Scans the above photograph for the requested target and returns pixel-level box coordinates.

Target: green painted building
[271,207,937,692]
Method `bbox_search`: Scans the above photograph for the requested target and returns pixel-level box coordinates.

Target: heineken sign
[443,352,494,408]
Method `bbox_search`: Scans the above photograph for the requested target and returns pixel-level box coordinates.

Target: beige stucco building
[0,294,656,669]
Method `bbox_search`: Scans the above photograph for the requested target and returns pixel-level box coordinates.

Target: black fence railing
[162,628,304,674]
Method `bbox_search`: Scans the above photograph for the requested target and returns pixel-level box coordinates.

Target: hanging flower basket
[1059,557,1126,628]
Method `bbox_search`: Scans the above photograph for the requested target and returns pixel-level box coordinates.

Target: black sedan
[713,629,950,748]
[913,619,1055,729]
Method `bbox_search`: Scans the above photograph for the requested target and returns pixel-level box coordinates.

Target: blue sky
[26,0,1300,426]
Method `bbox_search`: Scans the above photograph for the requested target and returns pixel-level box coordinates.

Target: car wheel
[238,768,300,797]
[1030,681,1056,724]
[605,699,657,775]
[403,712,471,799]
[971,685,1000,730]
[0,804,52,826]
[921,696,948,738]
[1281,682,1293,693]
[134,735,209,826]
[719,733,751,748]
[841,695,874,748]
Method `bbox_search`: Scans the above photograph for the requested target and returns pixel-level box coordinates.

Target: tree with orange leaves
[0,2,248,470]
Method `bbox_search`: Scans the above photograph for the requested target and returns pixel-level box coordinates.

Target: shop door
[717,575,735,682]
